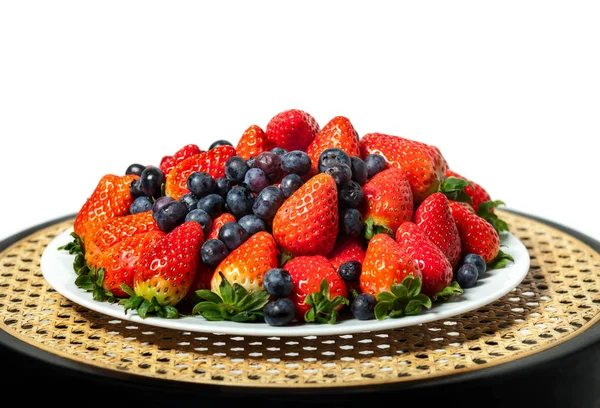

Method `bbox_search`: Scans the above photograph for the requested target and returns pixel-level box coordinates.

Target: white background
[1,1,599,244]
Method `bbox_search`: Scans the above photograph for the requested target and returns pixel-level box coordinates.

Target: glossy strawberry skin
[74,174,139,244]
[414,192,461,267]
[210,231,279,295]
[160,144,202,175]
[360,233,421,297]
[165,145,236,200]
[360,133,447,203]
[134,221,205,306]
[236,125,268,161]
[285,255,348,321]
[361,167,413,236]
[395,222,453,297]
[449,201,500,263]
[306,116,361,175]
[327,236,366,294]
[445,169,492,213]
[265,109,320,152]
[99,230,165,298]
[272,173,339,257]
[207,213,236,241]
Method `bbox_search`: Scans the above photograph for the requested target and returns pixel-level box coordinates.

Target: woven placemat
[0,210,598,388]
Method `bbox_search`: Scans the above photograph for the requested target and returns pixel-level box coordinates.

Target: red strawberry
[183,261,215,306]
[97,230,165,298]
[327,236,366,294]
[133,221,205,307]
[285,255,348,322]
[445,169,491,213]
[360,133,447,203]
[414,192,462,267]
[361,167,413,238]
[73,174,139,243]
[265,108,320,152]
[160,144,202,175]
[306,116,361,175]
[272,173,339,257]
[236,125,268,161]
[165,145,236,199]
[395,222,454,297]
[207,213,236,241]
[211,231,279,295]
[448,201,501,264]
[360,233,421,297]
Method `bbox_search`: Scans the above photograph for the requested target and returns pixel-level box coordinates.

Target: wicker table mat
[0,210,598,388]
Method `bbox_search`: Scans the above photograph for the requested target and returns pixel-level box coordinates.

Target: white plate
[41,227,530,337]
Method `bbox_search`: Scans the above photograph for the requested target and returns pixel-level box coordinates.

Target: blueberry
[263,298,296,326]
[338,180,364,208]
[463,253,487,278]
[323,163,352,185]
[455,263,478,289]
[350,293,376,320]
[350,156,368,186]
[364,154,387,179]
[126,163,145,176]
[218,222,250,251]
[341,208,364,237]
[244,168,269,193]
[271,147,288,158]
[318,148,351,173]
[187,171,216,198]
[140,166,165,198]
[263,268,293,297]
[185,208,212,236]
[155,200,187,233]
[215,177,232,199]
[253,186,285,221]
[338,261,361,282]
[280,173,304,198]
[209,140,233,150]
[179,193,198,212]
[129,178,145,198]
[226,186,255,218]
[129,196,153,214]
[246,157,256,169]
[200,239,229,268]
[225,156,249,184]
[196,193,225,218]
[152,195,175,220]
[281,150,311,176]
[238,214,267,235]
[253,151,282,183]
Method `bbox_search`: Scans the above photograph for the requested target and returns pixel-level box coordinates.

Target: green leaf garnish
[117,284,181,319]
[303,279,350,324]
[374,276,432,320]
[488,249,515,270]
[439,176,473,204]
[191,273,269,322]
[477,200,509,233]
[433,281,463,302]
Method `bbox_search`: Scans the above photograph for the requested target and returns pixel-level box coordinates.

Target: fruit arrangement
[59,109,514,327]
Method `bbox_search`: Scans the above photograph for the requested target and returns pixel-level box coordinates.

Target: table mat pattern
[0,210,598,388]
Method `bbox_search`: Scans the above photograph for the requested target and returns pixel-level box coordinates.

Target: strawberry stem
[439,176,473,204]
[374,276,432,320]
[364,217,393,241]
[303,279,349,324]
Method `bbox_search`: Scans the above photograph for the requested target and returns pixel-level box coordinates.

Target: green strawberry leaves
[478,200,509,233]
[488,249,515,270]
[439,176,472,204]
[374,276,432,320]
[432,281,463,302]
[192,273,269,322]
[58,232,90,276]
[364,217,393,241]
[304,279,350,324]
[119,284,180,319]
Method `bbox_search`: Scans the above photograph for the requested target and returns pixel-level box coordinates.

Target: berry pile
[59,109,514,325]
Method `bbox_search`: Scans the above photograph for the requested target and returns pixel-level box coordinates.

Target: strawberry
[207,212,236,241]
[448,200,501,264]
[285,255,349,323]
[359,133,447,203]
[306,116,361,175]
[160,144,202,175]
[395,222,454,297]
[210,231,279,295]
[265,108,320,152]
[361,167,413,239]
[236,125,268,161]
[360,233,421,297]
[445,169,491,213]
[414,192,462,267]
[124,221,205,316]
[272,173,339,257]
[73,174,139,244]
[327,236,366,272]
[183,261,215,307]
[165,145,236,199]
